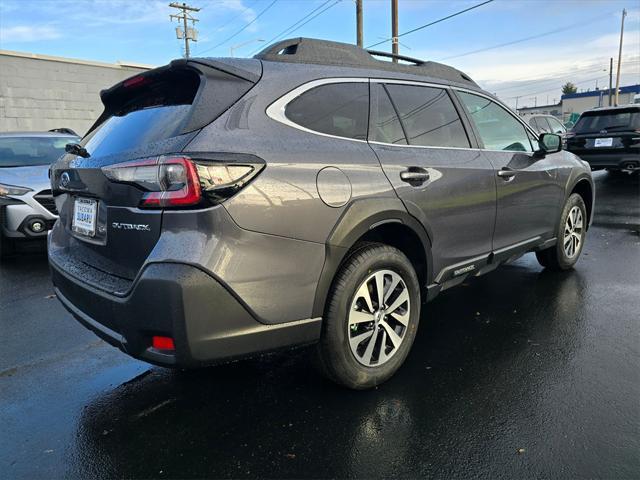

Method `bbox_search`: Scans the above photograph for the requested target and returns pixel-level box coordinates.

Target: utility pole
[169,2,200,58]
[514,96,520,112]
[614,8,627,106]
[356,0,363,47]
[608,57,613,106]
[391,0,398,62]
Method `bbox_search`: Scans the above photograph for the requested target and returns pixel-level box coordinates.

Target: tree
[562,82,578,95]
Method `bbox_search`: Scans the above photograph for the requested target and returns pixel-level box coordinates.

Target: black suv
[49,38,594,389]
[566,104,640,172]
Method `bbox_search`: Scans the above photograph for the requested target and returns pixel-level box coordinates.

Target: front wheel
[315,243,421,389]
[536,193,587,271]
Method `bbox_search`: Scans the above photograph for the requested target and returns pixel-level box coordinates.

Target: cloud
[0,25,61,43]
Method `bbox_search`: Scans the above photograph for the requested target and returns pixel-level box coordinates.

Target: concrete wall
[562,91,638,117]
[0,50,151,136]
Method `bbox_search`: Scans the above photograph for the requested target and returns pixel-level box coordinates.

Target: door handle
[400,168,430,186]
[497,168,517,179]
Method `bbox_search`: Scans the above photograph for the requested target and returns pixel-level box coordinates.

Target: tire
[535,193,587,271]
[315,243,421,389]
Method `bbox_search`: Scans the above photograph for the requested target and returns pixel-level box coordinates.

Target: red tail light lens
[152,336,175,351]
[102,153,265,208]
[140,157,202,208]
[102,156,202,208]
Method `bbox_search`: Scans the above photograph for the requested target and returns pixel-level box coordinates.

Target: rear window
[285,83,369,140]
[82,69,200,158]
[574,109,640,133]
[0,136,79,167]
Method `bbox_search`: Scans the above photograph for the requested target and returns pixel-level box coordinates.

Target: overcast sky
[1,0,638,108]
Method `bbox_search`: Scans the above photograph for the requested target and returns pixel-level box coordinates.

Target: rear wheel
[535,193,587,271]
[316,243,420,389]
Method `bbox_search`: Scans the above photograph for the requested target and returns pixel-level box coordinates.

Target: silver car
[0,131,79,258]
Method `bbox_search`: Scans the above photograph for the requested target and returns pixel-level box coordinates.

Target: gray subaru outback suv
[49,38,594,389]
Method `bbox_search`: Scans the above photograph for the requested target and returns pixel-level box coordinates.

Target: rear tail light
[101,154,264,209]
[152,335,175,351]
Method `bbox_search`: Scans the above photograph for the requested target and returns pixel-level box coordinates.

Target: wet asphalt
[1,171,639,479]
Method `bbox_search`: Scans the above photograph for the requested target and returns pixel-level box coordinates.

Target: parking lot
[1,171,638,479]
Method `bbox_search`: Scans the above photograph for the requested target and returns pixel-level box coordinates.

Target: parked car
[48,38,594,389]
[566,104,640,172]
[525,114,567,136]
[0,130,80,258]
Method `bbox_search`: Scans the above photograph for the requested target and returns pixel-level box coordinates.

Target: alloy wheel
[563,205,584,258]
[347,269,410,367]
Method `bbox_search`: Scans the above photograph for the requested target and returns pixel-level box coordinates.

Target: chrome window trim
[265,77,370,144]
[265,76,541,153]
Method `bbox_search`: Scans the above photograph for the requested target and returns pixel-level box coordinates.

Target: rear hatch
[50,58,261,283]
[566,106,640,156]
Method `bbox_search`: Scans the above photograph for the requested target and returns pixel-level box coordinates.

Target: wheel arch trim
[311,197,433,318]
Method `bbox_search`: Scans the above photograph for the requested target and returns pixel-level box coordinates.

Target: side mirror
[534,133,562,157]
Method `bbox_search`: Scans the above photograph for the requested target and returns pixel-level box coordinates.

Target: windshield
[0,136,79,167]
[573,110,640,133]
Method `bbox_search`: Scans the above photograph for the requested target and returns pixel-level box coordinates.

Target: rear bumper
[50,259,321,367]
[570,151,640,170]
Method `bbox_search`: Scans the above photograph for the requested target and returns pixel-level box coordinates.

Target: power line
[199,0,278,55]
[209,1,256,33]
[265,0,342,45]
[365,0,494,49]
[439,14,611,61]
[504,74,611,101]
[249,0,334,55]
[492,57,640,97]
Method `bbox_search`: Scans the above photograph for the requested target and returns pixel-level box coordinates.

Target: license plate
[72,197,97,237]
[594,137,613,147]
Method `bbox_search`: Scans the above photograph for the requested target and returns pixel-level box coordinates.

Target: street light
[230,39,264,57]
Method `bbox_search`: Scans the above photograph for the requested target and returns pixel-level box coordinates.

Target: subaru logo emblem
[60,172,70,188]
[600,129,608,134]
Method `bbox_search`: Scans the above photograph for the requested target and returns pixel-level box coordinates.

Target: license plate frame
[72,197,98,237]
[594,137,613,148]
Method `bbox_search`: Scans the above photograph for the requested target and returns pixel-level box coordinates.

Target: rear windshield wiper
[65,143,90,158]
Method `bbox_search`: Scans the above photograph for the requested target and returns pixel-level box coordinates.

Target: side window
[536,117,552,133]
[385,84,470,148]
[548,117,566,133]
[370,83,407,145]
[285,82,369,140]
[458,92,533,152]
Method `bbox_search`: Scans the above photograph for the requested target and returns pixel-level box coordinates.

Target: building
[517,84,640,124]
[0,50,152,135]
[561,84,640,120]
[516,102,562,117]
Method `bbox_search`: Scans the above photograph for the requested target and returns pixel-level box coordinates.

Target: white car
[0,130,79,258]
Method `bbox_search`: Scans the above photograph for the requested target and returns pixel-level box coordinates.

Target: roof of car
[253,37,478,88]
[583,104,640,113]
[0,131,78,138]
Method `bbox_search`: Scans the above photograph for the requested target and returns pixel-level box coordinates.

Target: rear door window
[285,83,369,140]
[384,84,470,148]
[458,92,533,152]
[370,84,407,145]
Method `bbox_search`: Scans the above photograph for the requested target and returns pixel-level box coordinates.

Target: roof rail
[365,49,425,66]
[254,37,477,87]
